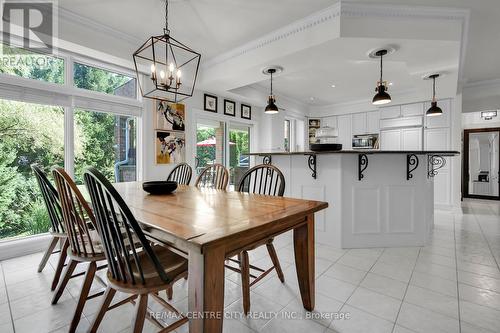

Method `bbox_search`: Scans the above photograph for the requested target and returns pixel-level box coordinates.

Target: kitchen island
[248,150,459,248]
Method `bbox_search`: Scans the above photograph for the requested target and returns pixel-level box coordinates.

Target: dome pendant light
[372,49,392,105]
[264,67,280,114]
[426,74,443,117]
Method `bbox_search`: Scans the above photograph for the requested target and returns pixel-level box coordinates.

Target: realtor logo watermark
[1,0,58,53]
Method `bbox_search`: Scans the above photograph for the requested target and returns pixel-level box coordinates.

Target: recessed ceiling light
[310,97,314,101]
[331,84,336,88]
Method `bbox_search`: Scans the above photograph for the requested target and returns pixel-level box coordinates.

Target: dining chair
[52,168,108,333]
[84,167,189,333]
[229,164,286,314]
[167,162,192,185]
[31,164,68,291]
[194,163,229,190]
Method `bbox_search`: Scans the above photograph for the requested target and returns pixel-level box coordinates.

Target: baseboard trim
[0,234,51,261]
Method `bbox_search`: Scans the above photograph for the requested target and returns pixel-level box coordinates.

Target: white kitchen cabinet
[352,113,367,135]
[425,99,451,128]
[424,127,450,150]
[337,114,352,149]
[379,105,401,119]
[366,111,380,134]
[380,129,401,150]
[401,103,424,117]
[381,128,422,150]
[434,165,451,207]
[322,116,337,129]
[380,116,423,130]
[401,128,422,150]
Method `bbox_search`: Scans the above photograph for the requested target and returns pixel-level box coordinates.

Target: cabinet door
[401,103,424,117]
[337,115,352,149]
[379,105,401,119]
[380,129,401,150]
[401,128,422,150]
[322,116,337,129]
[352,113,367,135]
[366,111,380,134]
[425,99,451,128]
[424,128,450,150]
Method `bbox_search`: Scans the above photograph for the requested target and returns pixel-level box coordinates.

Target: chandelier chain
[165,0,169,33]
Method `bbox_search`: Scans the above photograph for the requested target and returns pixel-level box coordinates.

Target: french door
[195,117,251,190]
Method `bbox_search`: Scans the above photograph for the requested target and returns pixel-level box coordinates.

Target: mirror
[465,129,500,198]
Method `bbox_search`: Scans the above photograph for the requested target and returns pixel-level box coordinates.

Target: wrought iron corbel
[306,154,317,179]
[358,154,368,181]
[427,155,446,178]
[406,154,419,180]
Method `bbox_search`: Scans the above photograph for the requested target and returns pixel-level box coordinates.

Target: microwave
[352,134,379,149]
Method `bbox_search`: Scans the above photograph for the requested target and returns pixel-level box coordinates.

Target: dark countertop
[247,150,460,156]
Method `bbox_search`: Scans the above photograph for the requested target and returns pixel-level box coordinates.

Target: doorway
[463,128,500,200]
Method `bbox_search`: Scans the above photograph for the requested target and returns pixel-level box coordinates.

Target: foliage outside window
[0,100,64,240]
[73,62,137,98]
[0,43,64,84]
[74,109,137,185]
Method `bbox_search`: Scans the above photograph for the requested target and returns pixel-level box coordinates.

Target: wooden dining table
[111,182,328,333]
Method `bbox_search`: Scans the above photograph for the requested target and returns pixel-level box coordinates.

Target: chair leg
[38,236,59,272]
[132,294,148,333]
[166,286,173,300]
[69,261,97,333]
[51,238,69,291]
[89,286,116,333]
[266,242,285,283]
[52,259,78,304]
[240,251,251,314]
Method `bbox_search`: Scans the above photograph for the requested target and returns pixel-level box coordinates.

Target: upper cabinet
[401,103,424,117]
[352,113,367,135]
[322,116,337,129]
[366,111,380,134]
[352,111,380,135]
[425,99,451,129]
[337,114,352,149]
[379,105,401,119]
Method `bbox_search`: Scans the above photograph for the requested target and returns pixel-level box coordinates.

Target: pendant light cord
[379,53,383,85]
[164,0,169,34]
[270,71,273,96]
[432,76,436,102]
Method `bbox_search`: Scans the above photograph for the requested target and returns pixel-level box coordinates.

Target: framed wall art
[224,99,236,116]
[155,130,186,164]
[241,104,251,120]
[155,101,185,131]
[204,94,218,113]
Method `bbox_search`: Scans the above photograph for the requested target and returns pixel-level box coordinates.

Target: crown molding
[202,2,342,69]
[57,6,143,46]
[464,78,500,89]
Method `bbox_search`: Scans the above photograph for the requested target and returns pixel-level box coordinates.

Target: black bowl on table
[142,181,178,195]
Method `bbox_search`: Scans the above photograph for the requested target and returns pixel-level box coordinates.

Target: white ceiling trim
[58,6,143,46]
[202,2,342,69]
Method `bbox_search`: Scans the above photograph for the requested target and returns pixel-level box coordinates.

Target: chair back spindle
[84,167,171,285]
[194,163,229,190]
[52,168,102,258]
[237,164,285,197]
[31,164,65,234]
[167,162,192,185]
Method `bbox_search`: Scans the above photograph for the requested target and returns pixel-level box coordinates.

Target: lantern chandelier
[133,0,201,103]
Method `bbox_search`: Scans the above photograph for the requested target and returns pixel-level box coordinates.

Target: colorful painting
[155,101,185,131]
[155,131,186,164]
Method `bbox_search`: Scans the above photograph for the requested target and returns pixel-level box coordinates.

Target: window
[0,99,64,240]
[73,62,137,98]
[74,109,137,185]
[0,43,65,84]
[229,125,250,187]
[284,119,291,152]
[195,120,225,174]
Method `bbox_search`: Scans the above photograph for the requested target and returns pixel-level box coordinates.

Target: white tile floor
[1,199,500,332]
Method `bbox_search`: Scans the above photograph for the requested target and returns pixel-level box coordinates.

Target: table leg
[293,214,315,311]
[188,246,226,333]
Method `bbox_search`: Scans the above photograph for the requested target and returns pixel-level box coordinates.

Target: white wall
[463,111,500,129]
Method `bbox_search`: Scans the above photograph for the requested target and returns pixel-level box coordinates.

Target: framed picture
[224,99,236,116]
[155,130,186,165]
[241,104,251,120]
[155,101,185,131]
[204,94,218,113]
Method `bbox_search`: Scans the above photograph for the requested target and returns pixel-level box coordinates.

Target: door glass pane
[196,120,225,175]
[468,131,499,197]
[229,125,250,189]
[0,99,64,240]
[73,62,137,98]
[74,109,137,184]
[284,119,291,152]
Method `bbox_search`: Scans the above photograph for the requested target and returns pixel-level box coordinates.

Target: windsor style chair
[194,163,229,190]
[167,162,193,185]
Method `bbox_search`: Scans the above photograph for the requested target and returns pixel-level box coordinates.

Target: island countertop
[247,150,460,156]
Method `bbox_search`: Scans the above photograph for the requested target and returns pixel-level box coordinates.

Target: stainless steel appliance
[352,134,379,149]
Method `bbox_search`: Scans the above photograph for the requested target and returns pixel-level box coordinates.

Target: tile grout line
[0,263,16,333]
[473,205,500,273]
[390,247,421,333]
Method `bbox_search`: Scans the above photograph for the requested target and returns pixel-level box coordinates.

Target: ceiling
[54,0,500,109]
